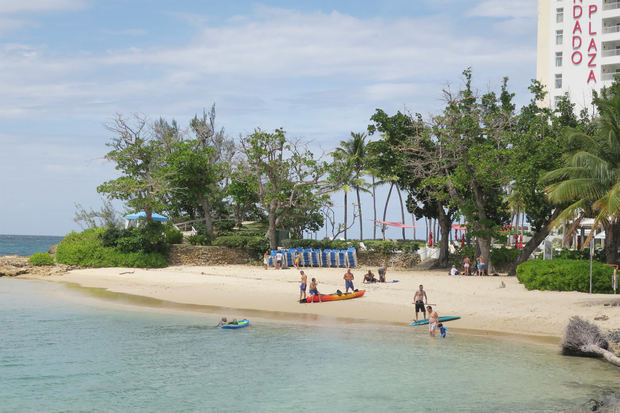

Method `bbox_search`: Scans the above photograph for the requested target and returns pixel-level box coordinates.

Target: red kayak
[302,289,365,303]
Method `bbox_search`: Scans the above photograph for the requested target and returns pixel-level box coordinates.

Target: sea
[1,278,619,413]
[0,234,64,256]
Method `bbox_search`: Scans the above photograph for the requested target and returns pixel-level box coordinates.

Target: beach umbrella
[460,234,465,248]
[428,231,433,247]
[577,235,582,250]
[124,210,168,222]
[519,235,523,249]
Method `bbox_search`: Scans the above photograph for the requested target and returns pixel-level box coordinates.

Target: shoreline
[17,264,620,344]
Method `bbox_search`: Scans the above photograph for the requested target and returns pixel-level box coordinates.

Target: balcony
[603,48,620,57]
[602,72,619,81]
[605,1,620,11]
[604,25,620,33]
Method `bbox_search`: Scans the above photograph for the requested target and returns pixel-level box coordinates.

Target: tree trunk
[396,185,406,240]
[356,187,363,240]
[437,205,452,267]
[477,237,492,274]
[508,208,562,276]
[581,345,620,367]
[198,195,214,239]
[344,191,348,240]
[412,213,416,241]
[604,220,620,265]
[381,182,395,241]
[372,176,377,240]
[514,207,520,247]
[268,209,277,249]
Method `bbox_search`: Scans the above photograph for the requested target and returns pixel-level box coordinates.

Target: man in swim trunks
[413,284,428,322]
[363,270,376,283]
[308,278,321,303]
[463,256,470,276]
[299,271,307,301]
[427,306,439,337]
[344,268,355,293]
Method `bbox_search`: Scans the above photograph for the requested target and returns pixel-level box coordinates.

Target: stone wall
[167,244,254,266]
[356,251,421,269]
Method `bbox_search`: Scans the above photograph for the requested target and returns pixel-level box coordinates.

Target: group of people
[450,256,487,276]
[412,284,447,338]
[262,250,310,271]
[362,266,388,283]
[299,267,358,302]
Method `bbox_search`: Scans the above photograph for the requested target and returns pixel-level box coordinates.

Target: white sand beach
[30,264,620,340]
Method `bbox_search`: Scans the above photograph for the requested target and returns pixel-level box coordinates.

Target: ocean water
[0,234,64,256]
[0,279,618,413]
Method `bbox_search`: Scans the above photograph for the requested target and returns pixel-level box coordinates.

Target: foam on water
[1,278,618,412]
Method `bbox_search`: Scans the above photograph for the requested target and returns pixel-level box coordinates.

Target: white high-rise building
[537,0,620,109]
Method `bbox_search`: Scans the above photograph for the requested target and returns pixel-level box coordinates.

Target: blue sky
[0,0,538,237]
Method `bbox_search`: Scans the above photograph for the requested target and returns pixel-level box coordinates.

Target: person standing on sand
[463,257,470,276]
[344,268,355,293]
[294,252,300,269]
[427,306,439,337]
[275,250,283,270]
[477,256,486,276]
[299,271,307,301]
[413,284,428,322]
[308,278,321,303]
[263,251,270,270]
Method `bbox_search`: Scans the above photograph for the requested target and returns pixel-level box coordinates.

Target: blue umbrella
[124,210,168,222]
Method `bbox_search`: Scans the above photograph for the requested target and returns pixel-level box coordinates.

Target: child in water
[438,323,449,338]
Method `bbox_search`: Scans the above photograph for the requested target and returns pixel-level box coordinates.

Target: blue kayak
[221,319,250,329]
[410,316,460,326]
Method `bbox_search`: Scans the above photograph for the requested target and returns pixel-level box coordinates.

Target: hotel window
[554,96,562,108]
[556,30,563,45]
[556,52,563,67]
[555,73,562,89]
[556,8,564,23]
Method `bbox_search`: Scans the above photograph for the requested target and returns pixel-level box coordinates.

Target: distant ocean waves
[0,234,64,256]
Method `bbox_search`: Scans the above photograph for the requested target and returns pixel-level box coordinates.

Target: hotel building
[537,0,620,109]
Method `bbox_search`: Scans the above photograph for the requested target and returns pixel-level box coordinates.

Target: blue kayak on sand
[410,316,460,326]
[221,319,250,329]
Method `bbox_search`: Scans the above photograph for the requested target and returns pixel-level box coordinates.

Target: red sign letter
[587,70,597,84]
[589,22,597,35]
[573,36,582,49]
[588,38,598,52]
[589,4,598,17]
[572,51,583,64]
[573,20,582,34]
[574,5,582,18]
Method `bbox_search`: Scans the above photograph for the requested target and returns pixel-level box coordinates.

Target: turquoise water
[0,234,63,256]
[1,279,618,413]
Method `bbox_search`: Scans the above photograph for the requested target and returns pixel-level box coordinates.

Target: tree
[165,140,223,239]
[327,153,355,240]
[240,129,328,248]
[505,84,584,275]
[333,132,369,240]
[97,114,169,222]
[226,169,262,227]
[543,82,620,264]
[73,199,124,229]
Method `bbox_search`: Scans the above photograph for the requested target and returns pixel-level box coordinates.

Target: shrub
[553,248,606,262]
[490,247,521,267]
[28,252,54,266]
[516,259,615,293]
[187,234,211,246]
[164,225,183,244]
[214,219,236,231]
[213,235,269,255]
[56,228,168,268]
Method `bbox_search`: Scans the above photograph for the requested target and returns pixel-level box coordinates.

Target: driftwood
[562,316,620,367]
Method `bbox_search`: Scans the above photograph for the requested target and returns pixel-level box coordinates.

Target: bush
[100,223,169,254]
[28,252,54,266]
[56,228,168,268]
[164,225,183,244]
[553,248,606,262]
[214,220,236,231]
[187,234,211,246]
[213,235,269,255]
[516,259,615,293]
[490,247,522,267]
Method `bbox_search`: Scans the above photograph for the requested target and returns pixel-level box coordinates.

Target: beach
[27,264,620,339]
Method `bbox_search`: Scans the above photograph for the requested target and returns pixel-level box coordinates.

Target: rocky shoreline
[0,255,71,277]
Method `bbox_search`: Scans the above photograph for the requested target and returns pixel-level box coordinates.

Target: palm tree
[543,85,620,263]
[333,132,369,240]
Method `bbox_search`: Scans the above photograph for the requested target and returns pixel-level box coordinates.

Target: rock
[594,315,609,321]
[48,244,58,255]
[167,245,254,266]
[0,255,71,277]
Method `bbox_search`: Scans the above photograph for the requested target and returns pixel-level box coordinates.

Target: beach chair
[347,247,357,268]
[303,248,312,266]
[269,250,277,267]
[338,250,347,267]
[329,250,338,267]
[285,249,294,267]
[321,249,330,267]
[311,249,321,267]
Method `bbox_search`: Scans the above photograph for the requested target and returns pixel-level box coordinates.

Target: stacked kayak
[410,316,460,326]
[221,319,250,329]
[301,290,365,303]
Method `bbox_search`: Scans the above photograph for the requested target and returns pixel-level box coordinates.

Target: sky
[0,0,538,237]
